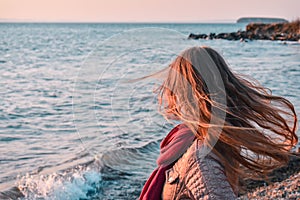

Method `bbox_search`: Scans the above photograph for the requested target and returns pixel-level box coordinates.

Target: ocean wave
[0,140,159,200]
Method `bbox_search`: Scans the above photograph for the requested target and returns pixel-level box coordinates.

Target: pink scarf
[139,124,195,200]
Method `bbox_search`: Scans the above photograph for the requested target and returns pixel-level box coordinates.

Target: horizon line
[0,20,238,24]
[1,16,294,24]
[0,16,293,24]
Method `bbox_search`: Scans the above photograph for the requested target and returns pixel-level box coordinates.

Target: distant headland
[237,17,288,23]
[188,18,300,42]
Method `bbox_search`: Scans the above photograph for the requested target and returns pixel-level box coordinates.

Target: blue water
[0,23,299,199]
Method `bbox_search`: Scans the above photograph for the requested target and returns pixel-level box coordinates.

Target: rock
[188,33,207,40]
[209,33,216,39]
[245,20,300,41]
[187,33,199,39]
[215,33,226,39]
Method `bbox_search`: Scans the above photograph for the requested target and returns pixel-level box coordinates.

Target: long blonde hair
[156,46,298,192]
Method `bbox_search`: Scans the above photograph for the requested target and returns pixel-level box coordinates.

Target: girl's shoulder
[165,139,236,199]
[179,139,221,168]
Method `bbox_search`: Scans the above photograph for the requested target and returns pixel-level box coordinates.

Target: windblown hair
[157,46,298,192]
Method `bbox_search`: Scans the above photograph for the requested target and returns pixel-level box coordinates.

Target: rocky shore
[238,154,300,199]
[188,20,300,41]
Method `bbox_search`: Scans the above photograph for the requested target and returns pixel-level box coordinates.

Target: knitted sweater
[162,139,237,200]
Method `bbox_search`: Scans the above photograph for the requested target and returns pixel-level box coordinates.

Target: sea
[0,23,299,200]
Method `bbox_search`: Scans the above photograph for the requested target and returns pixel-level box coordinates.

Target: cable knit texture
[162,139,237,200]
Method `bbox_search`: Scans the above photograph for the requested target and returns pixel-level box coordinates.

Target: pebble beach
[238,154,300,199]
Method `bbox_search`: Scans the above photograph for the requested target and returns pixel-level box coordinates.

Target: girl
[139,46,298,200]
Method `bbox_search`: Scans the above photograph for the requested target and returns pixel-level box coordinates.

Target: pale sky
[0,0,299,22]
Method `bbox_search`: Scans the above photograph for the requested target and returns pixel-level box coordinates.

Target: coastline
[188,19,300,41]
